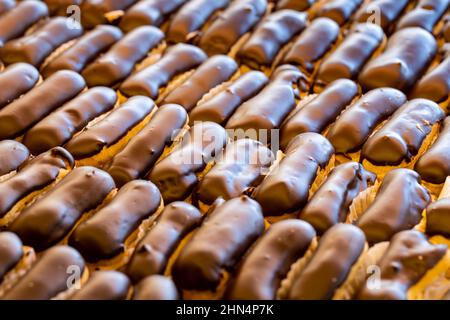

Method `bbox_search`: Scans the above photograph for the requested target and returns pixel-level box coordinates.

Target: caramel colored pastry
[41,25,123,78]
[198,0,267,56]
[354,0,409,31]
[120,43,207,99]
[226,219,316,300]
[9,167,115,251]
[0,232,22,280]
[107,104,188,187]
[358,230,447,300]
[426,198,450,237]
[81,0,138,29]
[82,26,164,87]
[172,196,265,291]
[70,271,130,300]
[326,88,406,154]
[126,202,202,283]
[280,78,359,149]
[358,27,437,92]
[276,0,316,11]
[253,132,334,216]
[189,71,268,125]
[23,87,118,155]
[0,63,39,109]
[133,275,179,300]
[0,140,29,177]
[300,162,376,235]
[149,121,228,203]
[43,0,83,16]
[396,0,449,33]
[357,169,430,245]
[0,0,15,15]
[0,0,48,47]
[0,70,85,140]
[314,0,363,26]
[161,55,238,111]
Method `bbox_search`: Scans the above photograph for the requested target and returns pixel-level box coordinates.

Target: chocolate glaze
[444,16,450,41]
[0,140,29,177]
[0,147,74,219]
[253,132,334,216]
[288,224,366,300]
[415,117,450,184]
[358,230,447,300]
[0,70,85,140]
[81,0,138,29]
[126,202,202,283]
[300,162,376,235]
[0,63,39,109]
[358,27,437,92]
[70,271,130,300]
[0,1,48,47]
[65,96,155,159]
[355,0,408,30]
[326,88,406,154]
[280,79,358,149]
[0,17,83,67]
[162,55,237,111]
[9,167,115,251]
[315,0,363,25]
[172,196,265,290]
[23,87,118,155]
[426,198,450,237]
[396,0,449,32]
[70,180,162,262]
[0,232,23,280]
[42,25,123,78]
[133,275,179,300]
[108,104,188,187]
[82,26,164,87]
[276,0,315,11]
[189,71,268,125]
[238,10,307,68]
[2,245,85,300]
[119,0,187,32]
[198,0,267,55]
[0,0,15,15]
[44,0,83,16]
[167,0,230,43]
[149,121,228,203]
[282,17,340,74]
[357,169,430,245]
[120,43,207,99]
[226,220,316,300]
[316,23,384,86]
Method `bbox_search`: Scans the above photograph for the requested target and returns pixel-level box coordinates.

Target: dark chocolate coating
[44,0,83,16]
[0,232,23,280]
[357,169,430,245]
[358,27,437,92]
[282,17,340,74]
[70,180,162,262]
[354,0,408,30]
[133,275,179,300]
[396,0,449,32]
[0,147,74,219]
[172,196,265,290]
[65,96,155,159]
[2,245,85,300]
[300,162,376,235]
[0,0,15,15]
[0,63,39,109]
[253,132,334,216]
[23,87,118,155]
[316,23,384,86]
[415,117,450,184]
[81,0,138,29]
[276,0,316,11]
[149,121,228,203]
[0,140,29,176]
[189,71,268,125]
[426,198,450,237]
[0,70,85,140]
[9,167,115,251]
[358,230,447,300]
[238,10,307,68]
[288,224,366,300]
[82,26,164,87]
[326,88,406,154]
[198,0,267,55]
[108,104,188,187]
[226,220,316,300]
[162,55,238,111]
[315,0,363,25]
[120,43,207,99]
[70,271,130,300]
[0,1,48,47]
[444,16,450,42]
[41,25,123,78]
[167,0,230,43]
[126,202,202,283]
[280,78,359,149]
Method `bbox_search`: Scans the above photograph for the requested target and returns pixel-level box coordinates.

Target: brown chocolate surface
[276,0,315,11]
[44,0,83,16]
[426,197,450,237]
[315,0,363,25]
[0,0,15,15]
[70,271,130,300]
[0,232,23,280]
[133,275,179,300]
[444,16,450,41]
[354,0,408,30]
[396,0,449,32]
[0,140,29,176]
[81,0,138,29]
[0,63,39,109]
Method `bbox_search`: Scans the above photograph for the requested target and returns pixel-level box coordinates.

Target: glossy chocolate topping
[44,0,83,16]
[0,63,40,109]
[70,271,130,300]
[315,0,363,25]
[133,275,179,300]
[396,0,449,32]
[81,0,138,29]
[0,232,23,280]
[444,16,450,41]
[426,197,450,237]
[355,0,408,30]
[276,0,316,11]
[0,140,29,176]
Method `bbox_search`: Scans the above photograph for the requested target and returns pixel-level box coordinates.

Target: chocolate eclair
[0,0,15,15]
[81,0,138,29]
[9,167,115,251]
[425,177,450,237]
[0,63,39,109]
[69,271,130,300]
[43,0,83,16]
[276,0,316,11]
[0,140,29,178]
[354,0,409,31]
[314,0,363,26]
[133,275,179,300]
[396,0,449,33]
